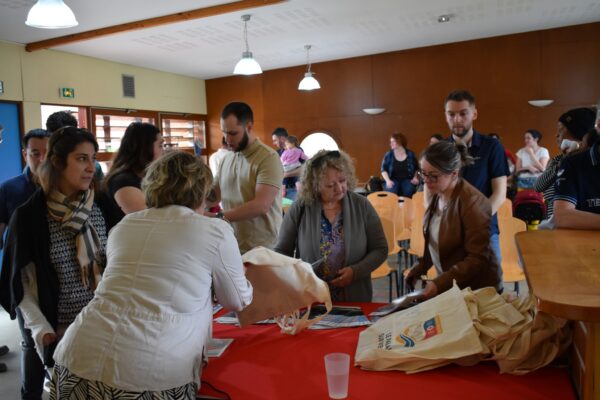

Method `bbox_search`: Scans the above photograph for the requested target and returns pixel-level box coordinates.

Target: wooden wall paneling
[205,22,600,182]
[206,74,264,152]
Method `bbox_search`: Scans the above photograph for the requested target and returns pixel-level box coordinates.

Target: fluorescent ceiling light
[528,99,554,107]
[26,0,78,29]
[362,108,386,115]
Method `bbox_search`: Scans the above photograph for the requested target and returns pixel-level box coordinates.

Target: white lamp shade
[26,0,78,29]
[362,108,386,115]
[528,99,554,108]
[298,72,321,91]
[233,51,262,75]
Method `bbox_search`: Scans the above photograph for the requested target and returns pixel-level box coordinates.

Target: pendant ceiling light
[233,14,262,75]
[298,45,320,91]
[25,0,78,29]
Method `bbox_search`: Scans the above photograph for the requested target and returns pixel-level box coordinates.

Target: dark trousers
[16,309,45,400]
[385,179,417,198]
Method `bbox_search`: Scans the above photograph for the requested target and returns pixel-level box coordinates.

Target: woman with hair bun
[406,141,502,299]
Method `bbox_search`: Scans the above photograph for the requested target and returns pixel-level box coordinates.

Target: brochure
[207,337,233,357]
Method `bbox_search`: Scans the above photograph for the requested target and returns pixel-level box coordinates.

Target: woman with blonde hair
[51,151,253,399]
[275,150,387,302]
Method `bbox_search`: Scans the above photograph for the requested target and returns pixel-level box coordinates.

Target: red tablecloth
[199,303,575,400]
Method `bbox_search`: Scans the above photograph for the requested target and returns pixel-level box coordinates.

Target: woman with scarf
[0,127,108,398]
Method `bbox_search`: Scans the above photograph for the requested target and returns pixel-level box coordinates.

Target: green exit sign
[60,88,75,98]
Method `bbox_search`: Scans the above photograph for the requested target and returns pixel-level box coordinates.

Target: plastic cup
[324,353,350,399]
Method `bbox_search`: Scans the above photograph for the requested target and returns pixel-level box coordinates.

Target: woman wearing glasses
[405,141,501,299]
[275,150,388,302]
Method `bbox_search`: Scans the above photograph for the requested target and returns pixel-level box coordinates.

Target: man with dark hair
[45,111,104,180]
[271,127,306,200]
[0,128,49,397]
[444,90,509,280]
[271,127,289,156]
[45,111,77,134]
[211,102,283,253]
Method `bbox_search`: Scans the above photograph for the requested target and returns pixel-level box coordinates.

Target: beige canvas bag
[463,287,571,374]
[355,283,483,373]
[237,247,332,335]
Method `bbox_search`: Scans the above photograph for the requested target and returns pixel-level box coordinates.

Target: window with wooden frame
[41,104,89,131]
[90,108,158,162]
[159,113,207,155]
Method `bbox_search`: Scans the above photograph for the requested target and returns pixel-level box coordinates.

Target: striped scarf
[47,189,102,291]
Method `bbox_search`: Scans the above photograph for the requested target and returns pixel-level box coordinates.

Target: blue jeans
[16,309,45,400]
[385,179,416,198]
[489,232,503,282]
[284,187,297,201]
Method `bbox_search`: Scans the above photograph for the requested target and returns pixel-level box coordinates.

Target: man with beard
[211,102,283,253]
[444,90,509,280]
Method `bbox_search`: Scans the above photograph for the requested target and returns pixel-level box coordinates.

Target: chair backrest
[497,198,513,220]
[407,192,426,257]
[367,191,398,253]
[401,196,414,229]
[498,216,527,283]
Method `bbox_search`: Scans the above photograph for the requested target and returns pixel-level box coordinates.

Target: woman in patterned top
[275,150,388,302]
[0,127,109,399]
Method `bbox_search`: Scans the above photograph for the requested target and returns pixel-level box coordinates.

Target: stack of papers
[214,305,371,329]
[308,305,371,329]
[215,312,274,325]
[207,337,233,357]
[368,289,425,318]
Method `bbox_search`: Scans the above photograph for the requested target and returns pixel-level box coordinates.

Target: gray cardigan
[274,191,388,302]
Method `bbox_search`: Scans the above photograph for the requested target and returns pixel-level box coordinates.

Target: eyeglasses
[418,170,443,183]
[311,150,340,168]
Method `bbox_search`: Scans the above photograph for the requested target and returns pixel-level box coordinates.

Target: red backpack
[512,189,546,223]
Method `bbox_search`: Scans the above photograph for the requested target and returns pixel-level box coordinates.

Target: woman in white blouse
[515,129,550,189]
[52,151,253,399]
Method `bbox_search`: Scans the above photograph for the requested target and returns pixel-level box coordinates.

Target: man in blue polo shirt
[554,125,600,229]
[0,128,48,397]
[444,90,509,278]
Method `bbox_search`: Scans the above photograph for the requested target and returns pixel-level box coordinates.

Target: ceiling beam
[25,0,285,52]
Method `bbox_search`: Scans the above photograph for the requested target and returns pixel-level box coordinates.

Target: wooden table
[516,229,600,400]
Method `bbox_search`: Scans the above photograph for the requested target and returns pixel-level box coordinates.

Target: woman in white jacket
[51,151,253,399]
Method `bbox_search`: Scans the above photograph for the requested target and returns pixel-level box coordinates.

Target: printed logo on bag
[395,315,443,348]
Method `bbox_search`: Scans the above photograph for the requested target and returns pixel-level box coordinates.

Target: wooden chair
[367,191,401,301]
[498,216,527,294]
[407,191,426,261]
[497,198,513,220]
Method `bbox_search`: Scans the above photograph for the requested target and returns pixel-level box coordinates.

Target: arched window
[299,132,339,158]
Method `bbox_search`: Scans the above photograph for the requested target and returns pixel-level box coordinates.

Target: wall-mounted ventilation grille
[122,75,135,98]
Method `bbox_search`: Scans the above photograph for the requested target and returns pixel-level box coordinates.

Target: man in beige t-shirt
[212,102,283,253]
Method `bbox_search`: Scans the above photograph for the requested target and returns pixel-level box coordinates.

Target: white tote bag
[355,283,482,373]
[237,247,332,335]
